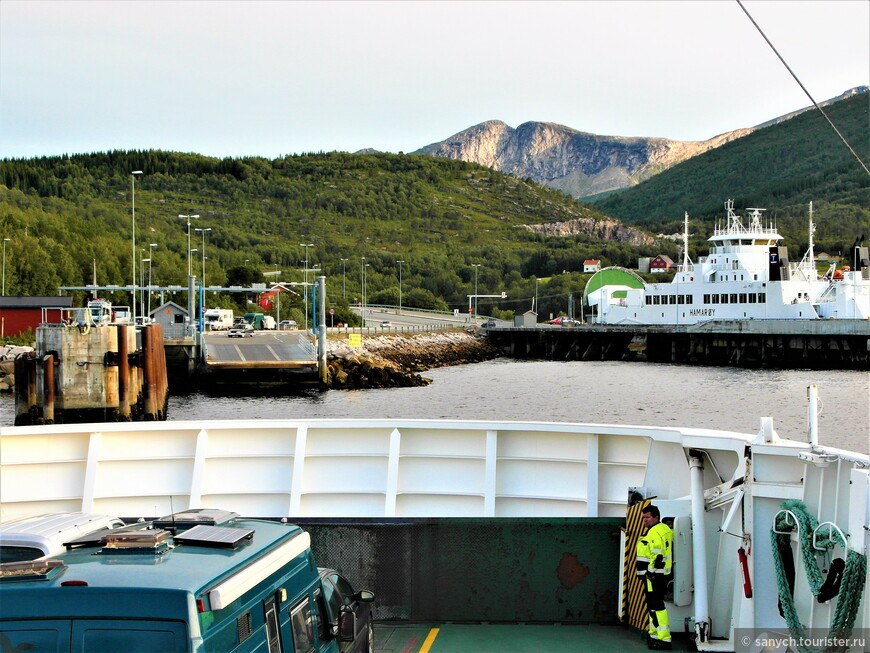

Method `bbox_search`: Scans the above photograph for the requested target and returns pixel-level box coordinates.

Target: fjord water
[1,360,867,452]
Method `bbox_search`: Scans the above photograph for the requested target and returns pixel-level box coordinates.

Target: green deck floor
[374,623,694,653]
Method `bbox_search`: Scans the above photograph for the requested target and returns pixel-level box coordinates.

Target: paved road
[202,330,316,368]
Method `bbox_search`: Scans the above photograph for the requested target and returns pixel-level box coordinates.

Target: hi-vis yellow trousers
[645,573,672,642]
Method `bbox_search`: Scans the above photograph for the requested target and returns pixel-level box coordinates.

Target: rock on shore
[326,330,499,389]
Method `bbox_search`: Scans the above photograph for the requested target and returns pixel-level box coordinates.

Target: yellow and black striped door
[621,498,651,630]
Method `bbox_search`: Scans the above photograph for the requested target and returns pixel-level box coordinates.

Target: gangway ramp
[202,331,317,372]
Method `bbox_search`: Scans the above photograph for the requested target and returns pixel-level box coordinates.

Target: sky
[1,0,867,160]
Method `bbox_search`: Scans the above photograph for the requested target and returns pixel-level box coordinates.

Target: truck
[0,508,375,653]
[203,308,235,331]
[243,312,276,330]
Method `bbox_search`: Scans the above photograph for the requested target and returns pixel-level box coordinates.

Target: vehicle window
[264,596,282,653]
[0,545,43,563]
[290,598,316,653]
[329,573,355,603]
[321,576,344,621]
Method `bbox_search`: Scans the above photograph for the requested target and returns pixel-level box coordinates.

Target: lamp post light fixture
[396,260,405,314]
[178,214,200,278]
[340,258,349,300]
[131,170,143,323]
[195,227,212,289]
[2,238,10,296]
[471,264,481,319]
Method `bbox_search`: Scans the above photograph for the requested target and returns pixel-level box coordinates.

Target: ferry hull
[1,406,867,650]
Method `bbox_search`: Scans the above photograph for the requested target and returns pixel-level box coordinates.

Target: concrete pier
[486,320,870,369]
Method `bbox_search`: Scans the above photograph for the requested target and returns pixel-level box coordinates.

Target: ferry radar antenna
[681,212,693,270]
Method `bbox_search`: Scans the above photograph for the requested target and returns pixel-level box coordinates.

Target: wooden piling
[117,324,131,421]
[142,324,156,420]
[42,354,55,424]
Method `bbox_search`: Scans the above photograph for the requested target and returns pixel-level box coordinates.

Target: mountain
[591,90,869,242]
[413,87,867,200]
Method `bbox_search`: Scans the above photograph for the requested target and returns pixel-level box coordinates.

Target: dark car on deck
[318,567,376,653]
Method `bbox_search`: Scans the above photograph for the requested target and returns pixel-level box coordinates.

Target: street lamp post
[147,243,157,317]
[2,238,10,296]
[396,260,405,314]
[178,214,200,279]
[360,257,366,326]
[140,249,148,318]
[340,258,348,300]
[131,170,143,323]
[471,264,481,319]
[195,227,212,289]
[300,243,314,331]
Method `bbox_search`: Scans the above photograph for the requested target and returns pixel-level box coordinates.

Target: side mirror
[356,590,376,603]
[339,609,356,642]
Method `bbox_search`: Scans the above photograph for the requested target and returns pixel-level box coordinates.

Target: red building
[0,296,75,339]
[650,255,675,274]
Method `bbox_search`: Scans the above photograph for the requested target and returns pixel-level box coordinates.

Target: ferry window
[290,598,316,653]
[652,296,660,305]
[711,295,719,304]
[677,295,684,305]
[670,296,677,305]
[748,294,756,304]
[645,296,652,306]
[730,294,737,303]
[758,293,766,303]
[739,293,747,303]
[686,295,693,305]
[703,294,710,304]
[720,294,729,304]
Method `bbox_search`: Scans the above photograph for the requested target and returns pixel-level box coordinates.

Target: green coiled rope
[770,499,867,653]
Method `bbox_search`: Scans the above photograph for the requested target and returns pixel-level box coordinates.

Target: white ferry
[585,200,870,325]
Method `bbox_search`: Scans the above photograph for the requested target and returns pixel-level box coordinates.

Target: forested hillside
[593,92,869,254]
[0,153,651,322]
[1,91,866,325]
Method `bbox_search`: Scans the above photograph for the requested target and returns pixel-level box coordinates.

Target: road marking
[420,627,440,652]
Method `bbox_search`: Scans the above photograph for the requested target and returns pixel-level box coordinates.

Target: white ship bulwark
[586,200,870,325]
[0,386,867,651]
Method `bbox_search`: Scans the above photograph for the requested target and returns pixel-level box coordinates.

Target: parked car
[379,320,391,328]
[318,567,376,653]
[482,319,497,329]
[549,316,577,327]
[280,319,298,330]
[228,322,255,338]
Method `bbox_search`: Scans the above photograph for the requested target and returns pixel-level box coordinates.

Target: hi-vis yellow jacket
[635,522,673,576]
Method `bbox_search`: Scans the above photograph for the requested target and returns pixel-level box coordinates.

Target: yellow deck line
[419,627,440,652]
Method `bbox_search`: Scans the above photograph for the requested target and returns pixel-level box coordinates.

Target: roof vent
[0,559,65,581]
[153,509,240,532]
[101,529,172,555]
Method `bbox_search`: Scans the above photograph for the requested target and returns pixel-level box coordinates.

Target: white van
[0,512,125,563]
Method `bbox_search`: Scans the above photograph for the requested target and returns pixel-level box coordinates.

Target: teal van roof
[0,519,306,597]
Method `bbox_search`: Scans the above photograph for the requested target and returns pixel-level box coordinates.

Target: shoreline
[325,330,500,389]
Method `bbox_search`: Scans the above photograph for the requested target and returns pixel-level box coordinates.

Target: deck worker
[636,504,673,650]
